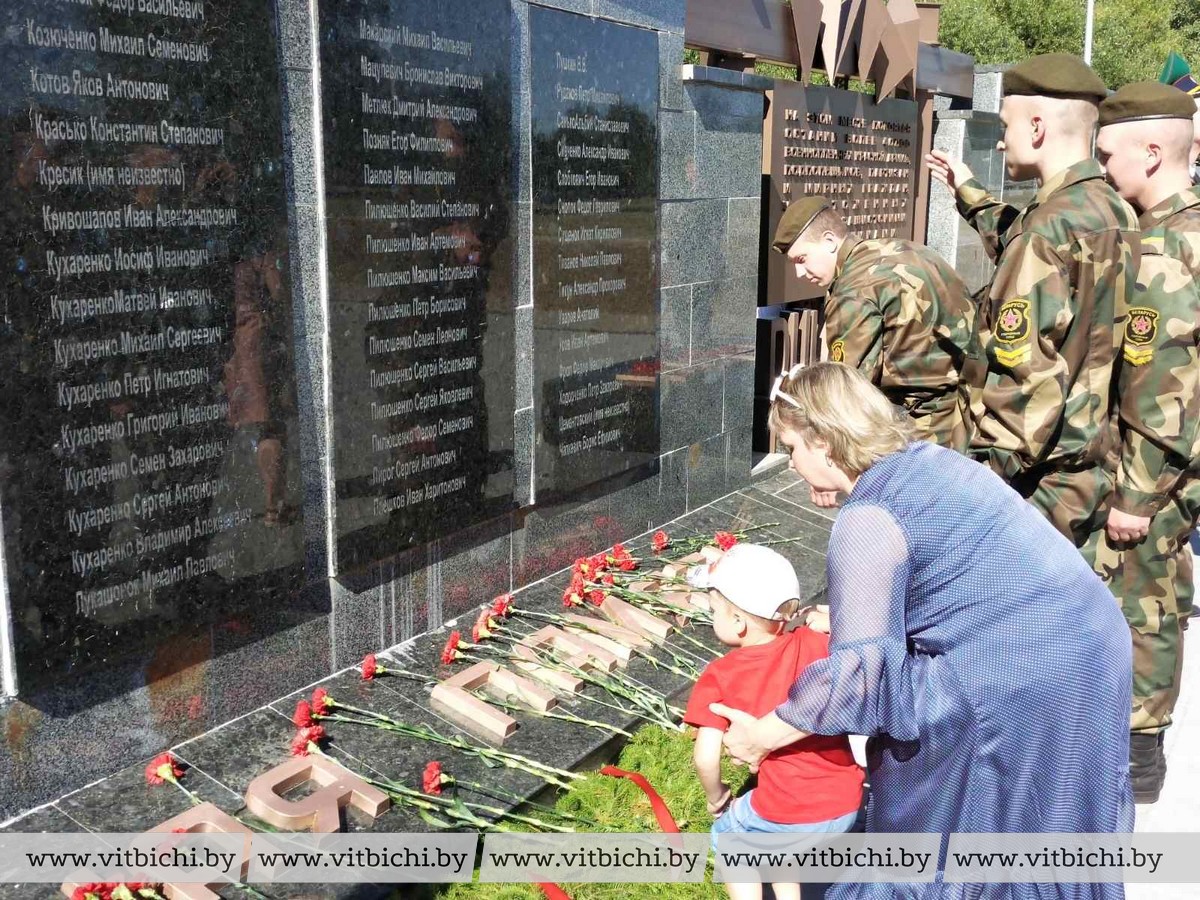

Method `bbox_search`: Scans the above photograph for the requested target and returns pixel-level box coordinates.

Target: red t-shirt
[684,627,864,824]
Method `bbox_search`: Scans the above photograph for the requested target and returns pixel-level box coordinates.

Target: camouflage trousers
[1010,463,1113,549]
[1086,475,1200,734]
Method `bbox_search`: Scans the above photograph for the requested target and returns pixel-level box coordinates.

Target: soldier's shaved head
[998,94,1100,182]
[1097,116,1195,211]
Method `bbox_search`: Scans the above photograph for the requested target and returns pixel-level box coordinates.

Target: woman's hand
[810,487,841,508]
[709,703,771,771]
[802,605,831,633]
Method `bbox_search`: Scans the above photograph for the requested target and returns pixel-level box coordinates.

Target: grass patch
[433,725,751,900]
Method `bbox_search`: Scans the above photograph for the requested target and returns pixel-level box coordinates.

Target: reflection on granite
[0,0,313,708]
[320,0,516,571]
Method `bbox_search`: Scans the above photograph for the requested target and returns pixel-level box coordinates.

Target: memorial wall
[0,0,308,691]
[0,0,775,821]
[530,7,660,502]
[318,0,516,572]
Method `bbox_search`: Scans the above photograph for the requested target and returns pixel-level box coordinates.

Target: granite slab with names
[0,0,318,699]
[530,6,661,503]
[318,0,517,573]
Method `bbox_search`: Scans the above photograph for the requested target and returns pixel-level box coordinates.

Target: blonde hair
[768,362,913,476]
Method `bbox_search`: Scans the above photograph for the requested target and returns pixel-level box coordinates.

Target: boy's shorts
[710,790,859,852]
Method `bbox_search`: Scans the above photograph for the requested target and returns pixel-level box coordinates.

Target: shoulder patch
[1124,307,1159,366]
[830,339,845,363]
[993,298,1032,368]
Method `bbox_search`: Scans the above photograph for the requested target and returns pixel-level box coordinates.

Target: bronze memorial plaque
[764,83,919,303]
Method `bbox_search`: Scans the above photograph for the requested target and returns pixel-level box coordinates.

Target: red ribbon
[600,764,681,833]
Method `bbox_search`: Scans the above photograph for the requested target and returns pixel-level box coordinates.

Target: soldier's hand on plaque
[1106,507,1151,544]
[924,149,974,192]
[810,487,841,509]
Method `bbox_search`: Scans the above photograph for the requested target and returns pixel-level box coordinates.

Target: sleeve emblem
[1124,307,1159,366]
[830,339,846,362]
[993,298,1032,368]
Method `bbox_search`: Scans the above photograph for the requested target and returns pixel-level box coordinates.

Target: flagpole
[1084,0,1095,64]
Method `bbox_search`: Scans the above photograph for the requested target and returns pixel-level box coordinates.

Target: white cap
[686,543,800,620]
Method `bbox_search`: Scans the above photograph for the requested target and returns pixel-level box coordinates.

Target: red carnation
[73,884,113,900]
[361,653,378,681]
[714,531,738,551]
[422,761,445,795]
[292,700,314,728]
[441,631,462,665]
[311,687,331,716]
[144,752,183,786]
[601,572,615,586]
[573,556,594,579]
[291,725,326,757]
[589,552,608,573]
[652,530,669,554]
[492,593,514,617]
[587,589,606,607]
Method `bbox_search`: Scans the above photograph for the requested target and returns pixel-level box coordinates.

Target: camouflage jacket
[826,237,978,451]
[955,159,1141,478]
[1111,186,1200,516]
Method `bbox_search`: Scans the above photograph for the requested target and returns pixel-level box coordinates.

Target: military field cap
[1159,51,1200,97]
[1099,82,1199,127]
[1001,53,1107,102]
[771,195,831,253]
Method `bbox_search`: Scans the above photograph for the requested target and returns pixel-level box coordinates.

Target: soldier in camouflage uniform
[770,196,978,453]
[926,54,1141,547]
[1090,81,1200,803]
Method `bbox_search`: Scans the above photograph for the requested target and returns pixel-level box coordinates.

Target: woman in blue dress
[713,363,1133,899]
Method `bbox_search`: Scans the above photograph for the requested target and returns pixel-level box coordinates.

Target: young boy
[685,543,863,900]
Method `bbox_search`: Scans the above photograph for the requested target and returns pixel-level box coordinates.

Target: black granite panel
[319,0,516,572]
[0,1,317,699]
[530,7,660,502]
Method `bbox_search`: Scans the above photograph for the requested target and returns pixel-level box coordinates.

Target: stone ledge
[681,64,772,93]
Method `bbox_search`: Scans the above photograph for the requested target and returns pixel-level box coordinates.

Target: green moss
[431,726,752,899]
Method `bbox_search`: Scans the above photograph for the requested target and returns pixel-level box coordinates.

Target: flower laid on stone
[292,699,314,728]
[472,608,496,643]
[290,725,326,757]
[73,883,164,900]
[492,593,514,618]
[143,752,202,806]
[144,753,183,787]
[360,653,378,681]
[307,689,580,788]
[652,530,670,554]
[422,761,446,795]
[441,631,467,664]
[419,761,605,832]
[312,687,331,716]
[714,531,738,551]
[606,544,637,572]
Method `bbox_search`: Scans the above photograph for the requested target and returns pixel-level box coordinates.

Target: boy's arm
[693,726,731,815]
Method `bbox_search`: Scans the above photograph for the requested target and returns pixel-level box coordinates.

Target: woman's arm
[707,705,810,772]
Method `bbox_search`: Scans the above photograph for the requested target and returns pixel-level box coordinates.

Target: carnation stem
[318,707,581,786]
[476,690,633,738]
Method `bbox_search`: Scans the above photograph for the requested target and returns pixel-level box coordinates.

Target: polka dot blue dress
[777,442,1133,899]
